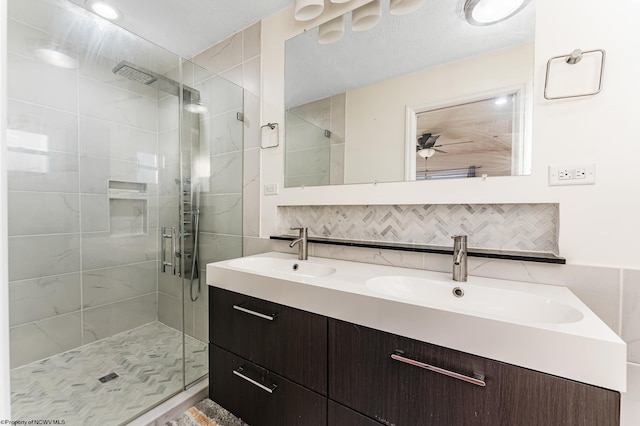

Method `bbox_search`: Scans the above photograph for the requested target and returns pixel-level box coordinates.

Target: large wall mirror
[284,0,535,187]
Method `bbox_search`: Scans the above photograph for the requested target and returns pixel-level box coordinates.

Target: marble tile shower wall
[285,93,346,187]
[6,19,161,368]
[169,21,264,333]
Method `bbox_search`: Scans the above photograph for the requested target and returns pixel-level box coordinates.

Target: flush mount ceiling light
[318,15,346,44]
[464,0,530,26]
[86,0,123,21]
[34,47,78,69]
[417,148,436,158]
[294,0,324,21]
[389,0,424,16]
[352,0,382,32]
[330,0,352,3]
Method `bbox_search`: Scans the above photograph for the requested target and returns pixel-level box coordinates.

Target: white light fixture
[417,148,436,158]
[318,15,346,44]
[185,100,208,114]
[34,47,78,69]
[464,0,530,26]
[86,0,123,21]
[330,0,351,3]
[389,0,424,16]
[294,0,324,21]
[494,96,508,105]
[352,0,382,32]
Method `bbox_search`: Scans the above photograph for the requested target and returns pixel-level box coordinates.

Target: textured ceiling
[286,0,535,107]
[66,0,293,58]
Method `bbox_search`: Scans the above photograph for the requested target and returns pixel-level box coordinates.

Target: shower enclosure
[5,0,244,423]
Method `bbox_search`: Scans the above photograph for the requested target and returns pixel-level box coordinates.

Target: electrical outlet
[263,183,279,195]
[558,169,573,180]
[549,164,596,186]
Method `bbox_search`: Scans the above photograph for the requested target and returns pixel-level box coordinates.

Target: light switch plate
[264,183,279,195]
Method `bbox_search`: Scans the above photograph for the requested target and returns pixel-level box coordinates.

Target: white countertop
[207,252,627,392]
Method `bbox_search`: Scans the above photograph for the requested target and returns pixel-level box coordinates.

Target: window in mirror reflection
[410,88,531,181]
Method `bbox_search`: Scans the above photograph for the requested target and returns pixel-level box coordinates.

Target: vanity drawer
[209,344,327,426]
[209,287,327,394]
[329,319,499,425]
[328,319,620,426]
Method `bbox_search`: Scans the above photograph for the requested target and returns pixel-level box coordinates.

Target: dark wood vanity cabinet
[209,287,328,423]
[328,319,620,426]
[210,287,327,394]
[209,287,620,426]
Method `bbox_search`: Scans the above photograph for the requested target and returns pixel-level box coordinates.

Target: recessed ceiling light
[86,0,123,21]
[34,47,78,69]
[464,0,530,26]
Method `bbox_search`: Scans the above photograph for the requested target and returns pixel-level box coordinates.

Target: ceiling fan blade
[434,148,448,154]
[425,134,441,148]
[435,140,474,147]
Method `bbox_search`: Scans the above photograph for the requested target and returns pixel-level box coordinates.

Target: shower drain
[98,372,119,383]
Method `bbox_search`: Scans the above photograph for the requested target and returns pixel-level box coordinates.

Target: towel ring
[544,48,606,100]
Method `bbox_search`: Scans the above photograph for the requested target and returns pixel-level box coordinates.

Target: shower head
[112,60,201,101]
[113,61,157,85]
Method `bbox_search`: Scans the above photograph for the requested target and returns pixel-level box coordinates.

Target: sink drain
[292,263,299,271]
[452,287,464,298]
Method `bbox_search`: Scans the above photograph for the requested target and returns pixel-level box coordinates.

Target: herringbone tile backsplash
[278,204,559,254]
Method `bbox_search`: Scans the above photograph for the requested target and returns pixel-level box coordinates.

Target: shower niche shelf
[108,180,148,237]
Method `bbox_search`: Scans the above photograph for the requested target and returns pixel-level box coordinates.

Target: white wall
[261,0,640,267]
[344,43,533,183]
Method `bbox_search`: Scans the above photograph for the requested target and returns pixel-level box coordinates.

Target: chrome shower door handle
[161,226,172,273]
[171,226,177,276]
[161,226,177,275]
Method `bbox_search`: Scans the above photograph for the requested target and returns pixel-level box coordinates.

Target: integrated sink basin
[365,276,584,324]
[207,252,626,392]
[228,256,336,278]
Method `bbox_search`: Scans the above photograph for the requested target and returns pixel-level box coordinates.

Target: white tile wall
[6,15,167,368]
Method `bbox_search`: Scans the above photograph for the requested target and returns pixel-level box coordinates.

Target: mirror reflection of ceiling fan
[416,133,473,157]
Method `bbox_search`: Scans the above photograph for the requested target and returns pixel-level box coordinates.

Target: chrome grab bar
[233,304,277,321]
[171,226,177,276]
[391,352,486,387]
[232,367,277,394]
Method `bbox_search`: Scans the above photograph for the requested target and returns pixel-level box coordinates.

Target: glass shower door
[177,59,245,387]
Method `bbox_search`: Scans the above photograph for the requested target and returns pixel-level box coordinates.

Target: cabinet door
[209,344,327,426]
[329,319,499,425]
[210,287,327,394]
[328,400,383,426]
[498,365,620,426]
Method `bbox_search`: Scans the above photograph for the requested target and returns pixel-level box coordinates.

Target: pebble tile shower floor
[10,322,208,425]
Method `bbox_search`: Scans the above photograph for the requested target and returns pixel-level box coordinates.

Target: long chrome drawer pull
[391,353,486,387]
[232,305,277,321]
[232,367,277,394]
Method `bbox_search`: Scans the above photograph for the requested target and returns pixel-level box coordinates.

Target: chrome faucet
[289,227,309,260]
[452,235,467,282]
